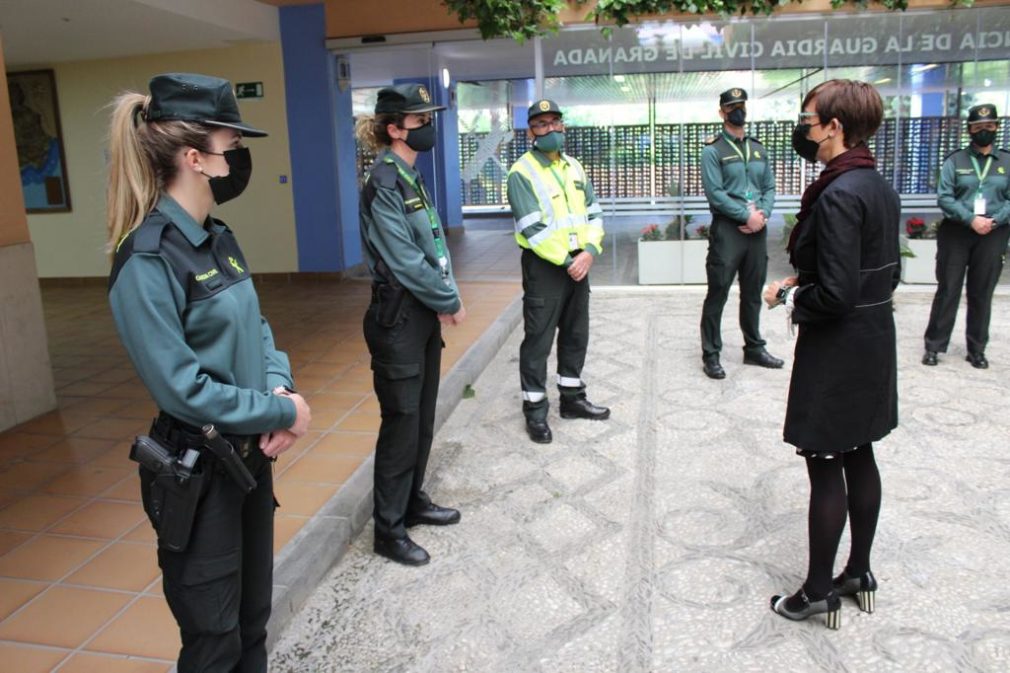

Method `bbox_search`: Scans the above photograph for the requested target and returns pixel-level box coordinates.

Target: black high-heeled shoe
[770,588,841,629]
[832,569,877,613]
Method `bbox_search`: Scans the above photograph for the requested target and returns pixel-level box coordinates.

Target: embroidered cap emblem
[978,106,991,118]
[539,100,551,112]
[732,89,743,98]
[418,86,431,103]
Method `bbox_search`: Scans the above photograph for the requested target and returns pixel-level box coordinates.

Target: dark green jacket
[359,149,461,314]
[108,195,296,435]
[701,129,776,223]
[938,146,1010,226]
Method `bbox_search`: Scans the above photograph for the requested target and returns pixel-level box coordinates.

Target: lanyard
[726,135,754,200]
[546,162,580,235]
[391,162,447,263]
[970,154,994,193]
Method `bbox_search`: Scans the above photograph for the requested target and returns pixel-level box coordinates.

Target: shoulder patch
[369,161,398,190]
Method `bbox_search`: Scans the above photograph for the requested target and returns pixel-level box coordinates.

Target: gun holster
[373,282,407,328]
[132,433,207,553]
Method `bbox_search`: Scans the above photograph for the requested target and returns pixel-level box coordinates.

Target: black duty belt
[152,412,258,459]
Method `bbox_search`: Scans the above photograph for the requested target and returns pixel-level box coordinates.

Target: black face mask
[402,122,436,152]
[202,147,252,205]
[792,123,826,163]
[971,129,997,148]
[726,108,746,128]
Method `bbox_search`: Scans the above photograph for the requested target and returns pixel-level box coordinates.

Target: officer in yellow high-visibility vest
[507,99,610,444]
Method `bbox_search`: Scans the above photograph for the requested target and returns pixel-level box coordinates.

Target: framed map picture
[7,69,71,213]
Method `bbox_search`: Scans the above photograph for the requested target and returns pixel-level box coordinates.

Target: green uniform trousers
[520,249,590,422]
[924,221,1010,355]
[701,215,769,357]
[364,292,442,540]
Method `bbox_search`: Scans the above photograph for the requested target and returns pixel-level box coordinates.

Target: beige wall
[0,35,57,430]
[21,41,298,278]
[0,37,30,248]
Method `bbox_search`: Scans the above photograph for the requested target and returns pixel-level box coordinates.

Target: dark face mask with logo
[726,108,746,128]
[792,122,828,163]
[202,147,252,205]
[970,129,997,148]
[402,122,437,152]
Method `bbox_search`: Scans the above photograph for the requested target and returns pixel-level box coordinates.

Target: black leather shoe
[832,569,877,613]
[405,502,461,528]
[770,588,841,629]
[702,355,726,379]
[559,397,611,420]
[922,351,938,366]
[374,535,430,566]
[526,418,552,443]
[743,349,784,369]
[966,352,989,369]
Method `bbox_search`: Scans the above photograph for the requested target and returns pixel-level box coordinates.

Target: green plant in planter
[664,214,694,240]
[781,213,797,250]
[640,223,664,241]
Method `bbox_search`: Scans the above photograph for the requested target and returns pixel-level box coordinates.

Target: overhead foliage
[442,0,976,41]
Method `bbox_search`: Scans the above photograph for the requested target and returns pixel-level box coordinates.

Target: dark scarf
[787,144,876,267]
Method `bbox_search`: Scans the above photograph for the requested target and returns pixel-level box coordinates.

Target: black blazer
[784,168,900,453]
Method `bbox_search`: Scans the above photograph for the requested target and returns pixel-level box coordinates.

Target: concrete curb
[265,292,523,649]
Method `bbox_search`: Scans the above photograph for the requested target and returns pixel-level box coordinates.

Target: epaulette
[704,135,719,145]
[942,147,963,162]
[746,135,765,147]
[133,210,171,253]
[369,159,399,189]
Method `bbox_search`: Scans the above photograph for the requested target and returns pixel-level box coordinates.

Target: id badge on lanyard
[974,194,987,216]
[569,232,580,251]
[971,155,992,216]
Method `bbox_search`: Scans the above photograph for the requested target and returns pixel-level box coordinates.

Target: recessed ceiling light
[874,78,891,84]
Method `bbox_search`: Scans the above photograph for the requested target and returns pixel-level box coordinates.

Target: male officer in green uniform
[507,99,609,444]
[923,104,1010,368]
[700,88,783,379]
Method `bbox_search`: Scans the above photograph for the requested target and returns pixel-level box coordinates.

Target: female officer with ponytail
[355,84,466,567]
[105,73,311,672]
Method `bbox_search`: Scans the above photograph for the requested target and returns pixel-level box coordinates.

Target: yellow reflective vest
[506,149,605,267]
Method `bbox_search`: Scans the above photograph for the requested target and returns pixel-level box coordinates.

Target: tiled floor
[0,229,519,672]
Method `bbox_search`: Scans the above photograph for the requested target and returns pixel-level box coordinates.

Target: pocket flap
[524,296,546,308]
[371,360,421,380]
[178,550,240,586]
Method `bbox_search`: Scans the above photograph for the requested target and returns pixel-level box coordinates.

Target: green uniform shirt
[108,194,296,435]
[701,130,776,223]
[360,149,461,314]
[938,146,1010,226]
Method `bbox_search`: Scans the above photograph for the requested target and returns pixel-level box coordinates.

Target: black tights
[802,443,881,598]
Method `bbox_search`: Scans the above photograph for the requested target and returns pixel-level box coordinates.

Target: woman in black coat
[765,79,899,629]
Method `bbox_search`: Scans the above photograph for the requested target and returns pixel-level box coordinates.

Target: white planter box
[637,239,709,285]
[901,238,937,284]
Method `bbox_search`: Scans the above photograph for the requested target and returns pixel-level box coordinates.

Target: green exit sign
[235,82,264,99]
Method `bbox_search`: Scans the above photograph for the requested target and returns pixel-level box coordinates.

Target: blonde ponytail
[106,93,155,254]
[354,112,403,155]
[104,92,214,257]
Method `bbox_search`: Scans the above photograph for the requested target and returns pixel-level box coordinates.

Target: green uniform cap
[968,104,999,124]
[375,84,446,114]
[719,88,748,107]
[146,73,267,137]
[528,99,563,122]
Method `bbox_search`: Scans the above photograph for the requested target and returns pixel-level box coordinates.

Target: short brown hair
[802,79,883,149]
